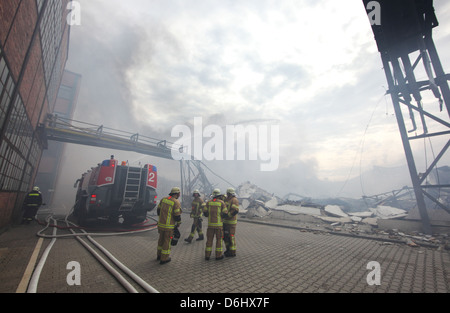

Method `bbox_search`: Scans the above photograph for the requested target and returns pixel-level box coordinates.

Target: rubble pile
[236,181,409,226]
[235,181,450,248]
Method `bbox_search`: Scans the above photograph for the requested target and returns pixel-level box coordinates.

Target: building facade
[0,0,71,229]
[35,70,81,207]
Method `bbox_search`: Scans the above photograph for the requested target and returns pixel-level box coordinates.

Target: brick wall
[1,1,38,82]
[0,0,71,228]
[0,0,21,49]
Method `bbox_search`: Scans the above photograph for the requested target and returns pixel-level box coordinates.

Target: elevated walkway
[41,115,178,160]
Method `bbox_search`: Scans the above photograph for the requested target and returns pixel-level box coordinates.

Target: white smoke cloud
[53,0,450,210]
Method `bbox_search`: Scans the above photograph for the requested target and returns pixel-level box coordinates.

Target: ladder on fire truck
[119,164,143,212]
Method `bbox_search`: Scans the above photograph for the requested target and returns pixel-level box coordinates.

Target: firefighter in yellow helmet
[184,190,204,243]
[223,187,239,257]
[203,189,228,260]
[156,187,182,265]
[22,186,44,224]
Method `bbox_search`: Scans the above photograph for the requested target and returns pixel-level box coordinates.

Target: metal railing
[44,114,182,160]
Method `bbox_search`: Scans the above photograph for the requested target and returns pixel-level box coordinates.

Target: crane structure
[363,0,450,233]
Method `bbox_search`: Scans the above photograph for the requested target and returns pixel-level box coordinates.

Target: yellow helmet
[212,189,221,197]
[32,186,40,192]
[170,187,181,194]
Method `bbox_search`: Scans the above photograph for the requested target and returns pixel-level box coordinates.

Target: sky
[52,0,450,209]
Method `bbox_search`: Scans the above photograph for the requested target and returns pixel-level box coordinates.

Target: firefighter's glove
[174,215,181,227]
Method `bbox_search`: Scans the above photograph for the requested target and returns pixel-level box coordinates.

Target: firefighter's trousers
[223,223,237,256]
[205,227,223,259]
[22,205,40,222]
[157,228,174,262]
[188,217,203,239]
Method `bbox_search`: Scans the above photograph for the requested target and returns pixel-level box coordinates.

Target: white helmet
[170,187,181,194]
[226,187,236,195]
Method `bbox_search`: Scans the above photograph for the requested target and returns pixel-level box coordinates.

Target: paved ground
[1,213,449,295]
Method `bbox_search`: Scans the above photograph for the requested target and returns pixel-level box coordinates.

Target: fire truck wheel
[77,198,90,226]
[123,214,145,226]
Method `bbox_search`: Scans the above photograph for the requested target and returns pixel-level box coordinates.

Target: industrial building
[34,70,80,207]
[0,0,72,229]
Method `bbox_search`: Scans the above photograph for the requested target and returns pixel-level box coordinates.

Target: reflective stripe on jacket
[204,198,227,227]
[191,197,204,218]
[224,196,239,225]
[24,192,43,206]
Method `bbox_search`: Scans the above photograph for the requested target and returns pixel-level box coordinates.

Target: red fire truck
[73,156,158,226]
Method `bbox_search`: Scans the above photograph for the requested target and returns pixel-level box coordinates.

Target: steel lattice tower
[364,0,450,233]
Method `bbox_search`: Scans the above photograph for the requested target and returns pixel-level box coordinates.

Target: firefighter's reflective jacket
[191,197,204,218]
[23,191,43,207]
[203,198,227,228]
[157,196,181,230]
[224,196,239,225]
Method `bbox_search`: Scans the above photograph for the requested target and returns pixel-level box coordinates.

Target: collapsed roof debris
[236,181,409,224]
[235,181,450,249]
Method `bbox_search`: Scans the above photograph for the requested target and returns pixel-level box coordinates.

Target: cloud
[58,0,450,204]
[118,1,380,131]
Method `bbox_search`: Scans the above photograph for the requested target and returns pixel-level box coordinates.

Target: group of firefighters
[20,184,239,265]
[156,186,239,265]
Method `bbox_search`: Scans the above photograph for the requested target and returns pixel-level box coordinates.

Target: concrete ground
[1,212,449,295]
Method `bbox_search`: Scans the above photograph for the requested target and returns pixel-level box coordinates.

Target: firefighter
[156,187,182,265]
[184,190,204,243]
[223,187,239,257]
[22,186,44,224]
[203,189,228,260]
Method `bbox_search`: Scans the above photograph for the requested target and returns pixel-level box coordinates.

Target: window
[0,52,41,192]
[0,95,37,192]
[0,48,15,131]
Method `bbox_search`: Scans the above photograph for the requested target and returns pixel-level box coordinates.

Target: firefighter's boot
[160,258,171,265]
[196,234,204,241]
[184,236,193,243]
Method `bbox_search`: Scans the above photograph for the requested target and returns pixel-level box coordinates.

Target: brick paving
[1,214,449,294]
[0,223,43,293]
